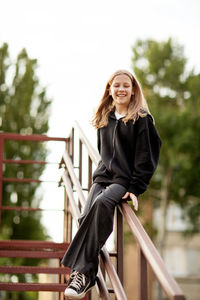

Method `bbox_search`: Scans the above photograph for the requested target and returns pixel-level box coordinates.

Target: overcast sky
[1,0,200,241]
[1,0,200,137]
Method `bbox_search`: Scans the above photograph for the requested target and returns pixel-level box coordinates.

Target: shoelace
[70,270,78,280]
[69,272,86,291]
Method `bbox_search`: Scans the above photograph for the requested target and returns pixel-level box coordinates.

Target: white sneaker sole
[64,283,95,299]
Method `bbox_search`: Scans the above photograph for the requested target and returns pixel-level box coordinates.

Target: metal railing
[60,127,127,300]
[0,133,72,299]
[0,127,185,300]
[0,133,68,229]
[63,121,185,300]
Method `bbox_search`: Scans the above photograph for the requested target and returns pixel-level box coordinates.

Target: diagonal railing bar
[120,203,184,300]
[100,248,127,300]
[62,171,81,225]
[74,121,100,163]
[62,150,127,299]
[62,171,111,300]
[73,121,185,300]
[63,151,86,208]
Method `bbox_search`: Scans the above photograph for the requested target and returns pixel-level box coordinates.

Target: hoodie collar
[109,110,125,120]
[109,111,116,120]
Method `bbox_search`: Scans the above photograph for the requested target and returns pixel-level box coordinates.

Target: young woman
[62,70,161,299]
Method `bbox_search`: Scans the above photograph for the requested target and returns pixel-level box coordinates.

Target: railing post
[69,127,74,163]
[78,140,83,211]
[79,140,82,184]
[64,189,68,242]
[69,130,74,239]
[117,207,124,286]
[138,247,148,300]
[64,140,70,244]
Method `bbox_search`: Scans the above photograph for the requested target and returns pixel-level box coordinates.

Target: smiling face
[109,74,134,113]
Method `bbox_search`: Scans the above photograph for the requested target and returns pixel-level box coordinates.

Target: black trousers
[61,183,127,281]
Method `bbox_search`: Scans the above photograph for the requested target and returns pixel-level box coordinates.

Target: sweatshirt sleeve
[128,115,162,197]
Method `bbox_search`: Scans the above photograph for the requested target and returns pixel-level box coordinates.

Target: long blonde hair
[92,70,150,128]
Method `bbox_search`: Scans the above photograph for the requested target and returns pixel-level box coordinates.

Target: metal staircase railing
[0,132,121,299]
[0,127,186,300]
[60,126,126,299]
[0,240,70,292]
[62,121,185,300]
[0,133,72,299]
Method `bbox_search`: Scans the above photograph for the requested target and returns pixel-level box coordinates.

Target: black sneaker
[85,276,96,293]
[67,270,78,286]
[64,272,94,299]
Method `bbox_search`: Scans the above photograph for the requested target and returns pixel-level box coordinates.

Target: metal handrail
[62,170,111,300]
[73,121,185,300]
[0,132,68,142]
[0,133,68,230]
[121,203,184,299]
[62,152,127,300]
[0,132,73,295]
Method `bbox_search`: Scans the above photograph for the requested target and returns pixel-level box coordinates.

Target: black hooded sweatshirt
[92,111,162,197]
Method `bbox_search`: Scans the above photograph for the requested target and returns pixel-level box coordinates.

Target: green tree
[131,38,200,252]
[0,43,51,299]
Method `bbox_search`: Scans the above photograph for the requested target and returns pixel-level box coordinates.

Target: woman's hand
[122,192,138,211]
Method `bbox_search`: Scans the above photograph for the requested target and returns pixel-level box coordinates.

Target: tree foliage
[0,43,51,299]
[132,38,200,234]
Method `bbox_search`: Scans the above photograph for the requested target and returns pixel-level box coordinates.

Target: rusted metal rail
[0,133,72,298]
[0,132,68,229]
[0,240,70,292]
